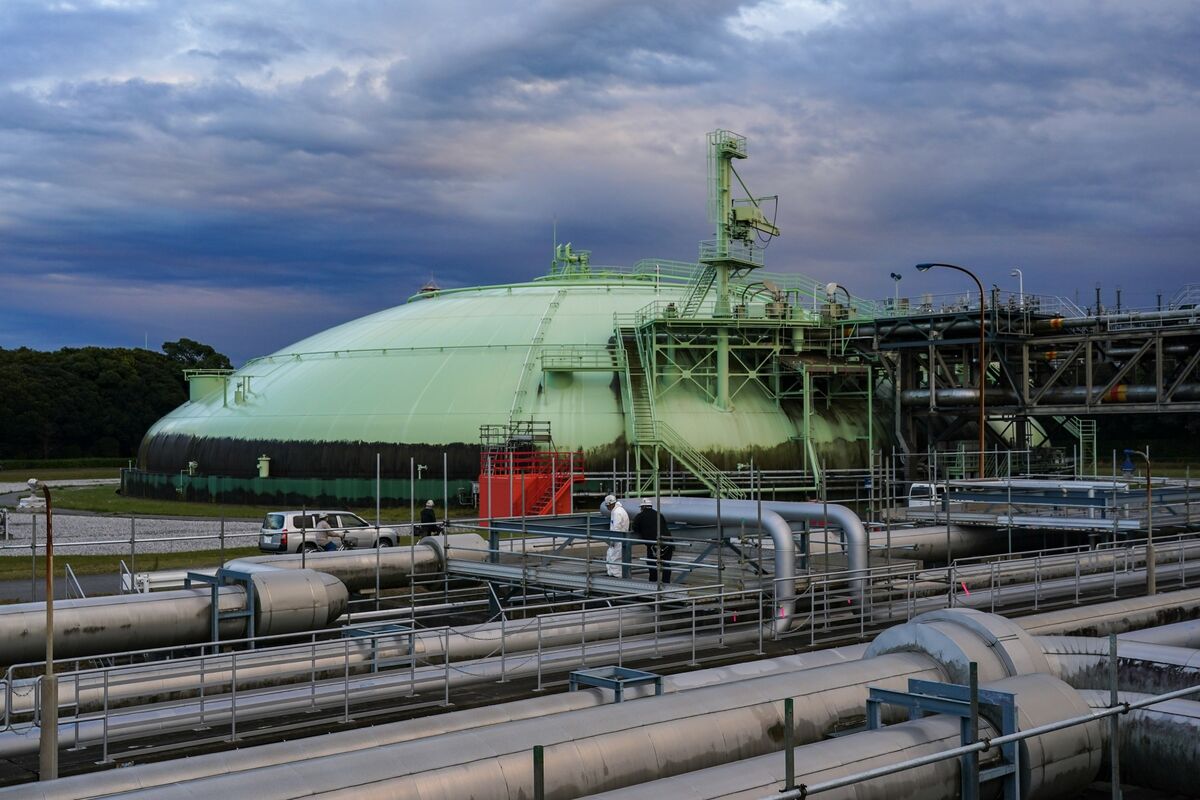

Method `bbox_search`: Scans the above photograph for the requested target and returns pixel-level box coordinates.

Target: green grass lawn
[0,548,262,581]
[3,466,123,481]
[31,484,486,522]
[48,485,291,519]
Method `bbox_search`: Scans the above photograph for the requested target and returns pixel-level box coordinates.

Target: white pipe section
[621,497,871,627]
[9,602,1200,799]
[0,645,874,800]
[1078,690,1200,796]
[0,535,486,665]
[1040,636,1200,695]
[0,609,1052,800]
[579,675,1102,800]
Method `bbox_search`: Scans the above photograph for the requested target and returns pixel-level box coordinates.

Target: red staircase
[478,449,585,518]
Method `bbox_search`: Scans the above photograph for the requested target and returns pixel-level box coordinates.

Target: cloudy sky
[2,0,1198,363]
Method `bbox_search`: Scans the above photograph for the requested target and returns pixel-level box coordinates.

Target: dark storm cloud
[386,0,732,120]
[1,0,1197,362]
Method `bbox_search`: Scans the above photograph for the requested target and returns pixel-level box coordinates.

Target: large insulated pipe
[1015,586,1200,637]
[911,538,1200,595]
[622,499,795,631]
[1,610,1050,800]
[1034,307,1200,332]
[0,606,664,719]
[623,496,870,624]
[13,586,1200,757]
[1117,618,1200,648]
[5,607,1189,799]
[0,534,485,666]
[811,524,991,563]
[1078,690,1200,797]
[1040,636,1200,695]
[901,555,1200,623]
[0,569,348,665]
[10,583,1198,754]
[225,532,488,592]
[900,384,1200,405]
[579,674,1102,800]
[0,647,871,799]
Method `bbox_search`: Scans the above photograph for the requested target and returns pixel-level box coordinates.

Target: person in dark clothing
[631,499,675,585]
[418,500,439,538]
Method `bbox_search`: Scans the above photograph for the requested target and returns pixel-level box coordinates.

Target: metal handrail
[63,563,86,600]
[764,680,1200,800]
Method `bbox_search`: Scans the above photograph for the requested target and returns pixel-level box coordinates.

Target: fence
[1,583,768,760]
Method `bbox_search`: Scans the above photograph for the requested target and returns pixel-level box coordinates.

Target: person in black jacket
[418,500,439,538]
[631,499,674,585]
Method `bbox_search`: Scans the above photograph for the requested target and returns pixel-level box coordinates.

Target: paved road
[1,512,260,556]
[0,573,121,604]
[0,478,120,494]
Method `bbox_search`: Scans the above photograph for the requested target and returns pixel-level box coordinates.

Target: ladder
[510,290,568,419]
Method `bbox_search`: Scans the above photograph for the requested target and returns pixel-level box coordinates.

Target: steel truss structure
[613,301,876,498]
[864,294,1200,472]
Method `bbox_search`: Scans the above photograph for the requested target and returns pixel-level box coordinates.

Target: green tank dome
[138,263,877,486]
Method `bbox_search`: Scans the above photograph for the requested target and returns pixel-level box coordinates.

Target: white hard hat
[640,498,653,507]
[425,499,434,508]
[604,494,617,505]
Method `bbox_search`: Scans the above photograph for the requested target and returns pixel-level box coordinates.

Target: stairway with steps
[1056,415,1097,475]
[616,325,745,499]
[679,264,717,317]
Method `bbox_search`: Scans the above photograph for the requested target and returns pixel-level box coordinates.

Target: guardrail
[2,582,768,761]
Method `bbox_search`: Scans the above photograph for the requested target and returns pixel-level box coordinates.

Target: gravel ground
[0,478,120,494]
[0,478,264,556]
[0,510,261,556]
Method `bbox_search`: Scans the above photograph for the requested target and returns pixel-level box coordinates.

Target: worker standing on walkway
[632,499,674,585]
[604,495,629,577]
[418,499,439,538]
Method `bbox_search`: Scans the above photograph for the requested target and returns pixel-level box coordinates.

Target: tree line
[0,338,230,461]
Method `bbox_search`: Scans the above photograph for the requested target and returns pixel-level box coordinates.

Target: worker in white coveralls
[604,494,629,577]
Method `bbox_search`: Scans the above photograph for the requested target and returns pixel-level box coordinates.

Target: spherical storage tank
[138,265,875,495]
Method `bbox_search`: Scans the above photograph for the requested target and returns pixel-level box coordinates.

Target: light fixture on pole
[1124,448,1155,595]
[889,272,903,307]
[915,263,987,473]
[27,478,57,781]
[1010,267,1023,308]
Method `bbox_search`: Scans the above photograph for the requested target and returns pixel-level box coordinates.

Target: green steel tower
[698,130,780,409]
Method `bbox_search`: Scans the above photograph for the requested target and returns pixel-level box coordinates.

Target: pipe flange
[415,532,460,568]
[865,608,1051,684]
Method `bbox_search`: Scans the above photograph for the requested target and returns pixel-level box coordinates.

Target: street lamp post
[1124,449,1155,595]
[916,263,987,474]
[889,272,903,307]
[1010,268,1023,308]
[27,478,57,781]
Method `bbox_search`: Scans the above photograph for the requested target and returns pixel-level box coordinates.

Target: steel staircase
[617,325,658,444]
[531,478,577,516]
[679,264,717,317]
[1055,415,1097,475]
[652,421,744,499]
[616,324,745,499]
